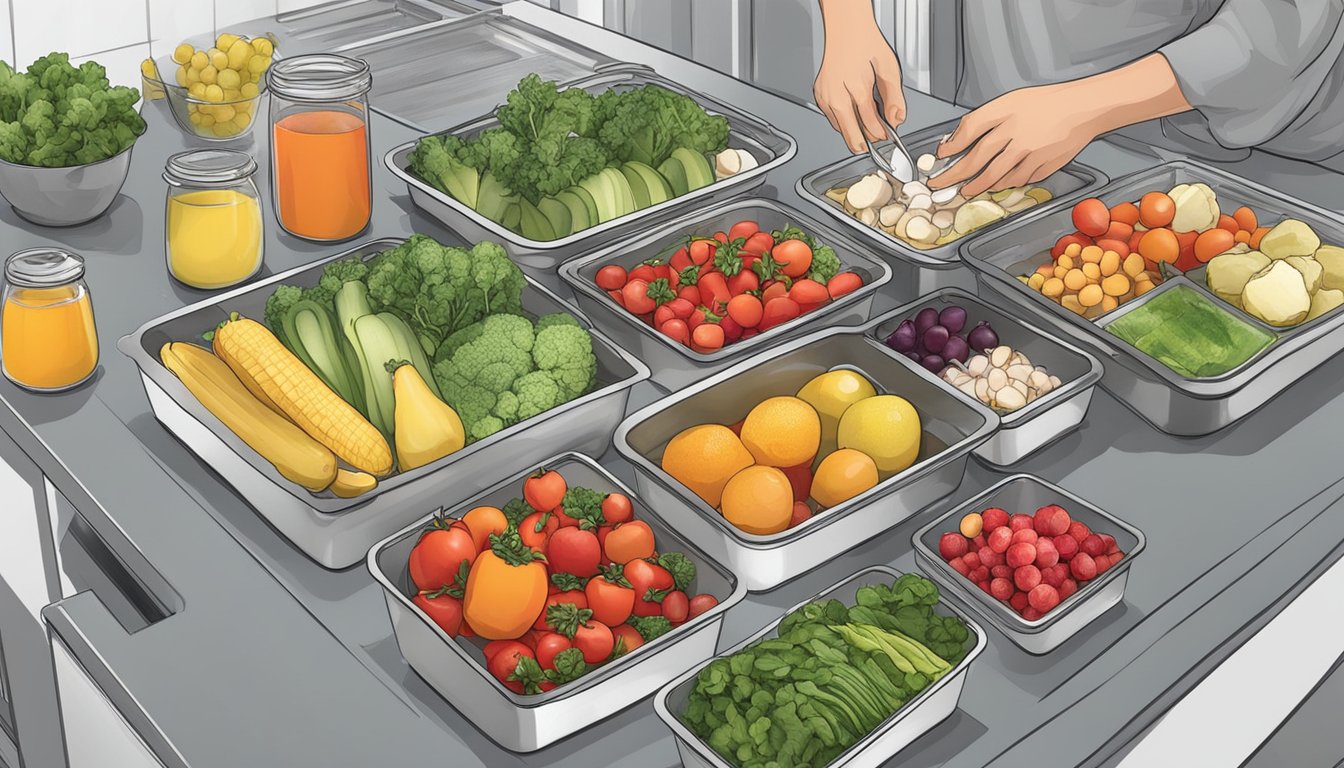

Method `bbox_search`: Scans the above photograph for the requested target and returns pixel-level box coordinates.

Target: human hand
[813,5,906,153]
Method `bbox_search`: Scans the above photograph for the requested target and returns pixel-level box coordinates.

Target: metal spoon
[865,119,916,184]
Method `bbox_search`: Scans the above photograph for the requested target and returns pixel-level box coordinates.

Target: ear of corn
[161,342,338,492]
[213,316,394,477]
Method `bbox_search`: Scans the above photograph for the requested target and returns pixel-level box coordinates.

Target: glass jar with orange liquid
[1,248,98,392]
[266,54,373,242]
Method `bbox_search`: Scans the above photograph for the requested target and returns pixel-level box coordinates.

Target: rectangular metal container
[654,565,986,768]
[912,474,1145,655]
[960,160,1344,436]
[796,119,1106,266]
[615,325,998,591]
[118,238,649,569]
[559,198,894,389]
[369,452,746,753]
[863,288,1102,466]
[385,63,798,270]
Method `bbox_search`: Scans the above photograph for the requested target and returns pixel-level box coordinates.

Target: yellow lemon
[795,370,877,457]
[739,396,821,468]
[661,424,754,509]
[720,466,793,535]
[172,44,194,65]
[811,449,879,508]
[836,395,922,474]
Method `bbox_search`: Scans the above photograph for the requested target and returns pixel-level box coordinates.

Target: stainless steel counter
[12,3,1344,767]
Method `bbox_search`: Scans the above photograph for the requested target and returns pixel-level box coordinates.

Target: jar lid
[164,149,258,187]
[266,54,372,103]
[5,248,85,288]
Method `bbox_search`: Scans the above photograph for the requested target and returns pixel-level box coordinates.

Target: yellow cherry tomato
[240,82,259,99]
[247,55,270,74]
[217,68,241,90]
[199,65,217,85]
[204,84,224,102]
[227,40,252,70]
[208,48,228,70]
[216,33,240,51]
[172,44,194,65]
[190,50,208,70]
[252,37,273,56]
[174,66,188,87]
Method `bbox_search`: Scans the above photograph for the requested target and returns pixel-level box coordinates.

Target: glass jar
[163,149,264,290]
[267,54,373,242]
[1,248,98,392]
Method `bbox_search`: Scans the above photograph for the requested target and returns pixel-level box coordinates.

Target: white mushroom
[908,193,934,211]
[905,216,940,243]
[714,148,741,178]
[931,210,955,230]
[846,174,893,210]
[990,347,1012,368]
[858,207,878,227]
[916,153,937,174]
[901,180,932,199]
[879,203,907,228]
[930,186,961,205]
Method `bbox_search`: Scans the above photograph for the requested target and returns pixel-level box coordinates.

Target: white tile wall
[214,0,275,30]
[147,0,211,56]
[11,0,147,66]
[73,42,150,90]
[0,0,12,66]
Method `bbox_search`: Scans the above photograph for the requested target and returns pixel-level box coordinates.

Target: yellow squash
[389,360,465,471]
[329,469,378,498]
[160,342,338,492]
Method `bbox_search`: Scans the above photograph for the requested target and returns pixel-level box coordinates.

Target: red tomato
[663,297,695,320]
[551,504,580,528]
[534,632,572,670]
[713,231,729,243]
[774,239,814,278]
[1095,238,1130,258]
[572,620,614,664]
[741,328,759,339]
[653,304,677,328]
[1127,230,1145,256]
[413,593,464,637]
[1175,229,1198,263]
[743,231,775,258]
[611,624,644,656]
[728,270,759,295]
[689,239,716,265]
[687,594,719,620]
[628,264,657,283]
[409,526,477,591]
[485,641,533,689]
[726,294,763,328]
[604,520,655,564]
[662,590,690,625]
[1195,228,1236,263]
[519,510,559,554]
[548,527,601,578]
[719,315,744,342]
[759,297,801,330]
[625,560,675,617]
[779,461,813,502]
[1051,233,1093,259]
[602,494,633,525]
[691,323,725,353]
[677,285,701,304]
[1109,201,1140,226]
[697,272,730,312]
[1103,221,1133,242]
[788,279,828,307]
[1138,192,1176,228]
[827,272,863,299]
[586,567,636,626]
[669,247,692,272]
[760,281,789,304]
[1138,228,1179,265]
[1233,206,1259,232]
[659,318,690,345]
[524,469,566,512]
[622,280,656,315]
[607,289,625,308]
[686,307,710,332]
[789,501,812,527]
[728,220,760,241]
[1071,198,1110,238]
[534,590,589,631]
[595,265,627,291]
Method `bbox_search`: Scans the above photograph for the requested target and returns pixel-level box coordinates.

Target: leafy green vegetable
[0,53,145,168]
[593,84,729,168]
[807,245,841,284]
[561,486,606,529]
[502,497,534,528]
[658,552,696,592]
[629,615,673,642]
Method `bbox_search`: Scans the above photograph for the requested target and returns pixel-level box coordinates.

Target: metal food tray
[796,119,1106,266]
[615,325,998,592]
[654,565,986,768]
[559,198,894,389]
[369,452,746,753]
[118,238,649,569]
[960,160,1344,436]
[385,63,798,269]
[863,288,1102,466]
[912,474,1145,655]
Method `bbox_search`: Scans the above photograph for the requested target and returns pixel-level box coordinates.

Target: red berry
[968,566,990,583]
[949,557,970,576]
[1034,538,1059,568]
[962,550,980,569]
[1029,584,1061,613]
[1040,564,1065,588]
[978,548,1004,568]
[938,532,968,561]
[1068,521,1091,542]
[1033,505,1072,537]
[1059,578,1079,599]
[1009,591,1031,611]
[1095,554,1114,574]
[990,578,1014,601]
[1006,542,1037,569]
[977,579,994,594]
[1070,552,1098,581]
[1009,514,1034,532]
[988,527,1013,553]
[972,534,988,551]
[981,507,1009,531]
[1099,534,1118,554]
[1022,607,1043,621]
[1053,534,1079,561]
[1014,564,1042,592]
[991,565,1013,579]
[1081,534,1106,557]
[1010,529,1039,546]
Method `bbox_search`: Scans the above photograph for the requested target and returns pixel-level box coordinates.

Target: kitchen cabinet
[51,638,163,768]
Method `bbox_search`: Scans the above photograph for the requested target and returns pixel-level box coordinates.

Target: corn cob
[213,315,393,477]
[160,342,338,492]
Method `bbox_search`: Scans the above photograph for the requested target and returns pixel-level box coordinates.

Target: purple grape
[939,306,968,335]
[923,324,950,354]
[914,307,940,334]
[921,354,945,374]
[906,351,922,363]
[885,319,917,353]
[967,321,1000,352]
[943,335,970,364]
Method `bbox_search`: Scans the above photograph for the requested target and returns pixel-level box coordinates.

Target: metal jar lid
[4,248,86,288]
[163,149,258,187]
[266,54,372,104]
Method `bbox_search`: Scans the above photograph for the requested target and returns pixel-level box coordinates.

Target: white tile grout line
[1118,550,1344,767]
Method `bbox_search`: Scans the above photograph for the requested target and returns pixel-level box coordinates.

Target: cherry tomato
[774,239,814,278]
[572,620,614,664]
[534,589,589,631]
[461,506,508,556]
[759,297,801,330]
[691,323,725,353]
[607,289,625,308]
[534,632,572,670]
[622,280,656,315]
[697,272,730,313]
[1138,192,1175,228]
[1233,206,1259,232]
[726,294,763,328]
[728,269,759,295]
[728,220,760,241]
[409,526,477,591]
[1103,221,1133,242]
[669,247,692,272]
[789,501,812,527]
[688,594,719,620]
[743,231,775,258]
[1175,229,1198,264]
[551,504,580,528]
[611,624,644,656]
[1216,214,1240,234]
[685,307,710,332]
[625,559,675,617]
[661,590,689,625]
[485,641,533,688]
[1095,238,1130,258]
[1071,198,1110,238]
[664,297,695,320]
[1051,233,1093,259]
[719,315,744,342]
[789,279,829,308]
[1250,227,1270,249]
[688,239,715,265]
[713,231,729,243]
[677,285,701,304]
[595,265,627,291]
[653,304,677,328]
[628,264,657,283]
[413,593,464,636]
[601,493,633,525]
[1109,201,1140,226]
[1127,230,1145,256]
[548,527,602,579]
[519,510,559,554]
[827,272,863,299]
[1195,228,1236,263]
[760,281,788,304]
[603,520,655,564]
[586,568,636,626]
[741,328,759,339]
[659,318,690,345]
[524,469,566,512]
[1138,228,1179,265]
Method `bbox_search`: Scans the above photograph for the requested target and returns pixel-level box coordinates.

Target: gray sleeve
[1160,0,1344,149]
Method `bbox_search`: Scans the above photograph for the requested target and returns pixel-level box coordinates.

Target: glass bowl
[141,32,279,142]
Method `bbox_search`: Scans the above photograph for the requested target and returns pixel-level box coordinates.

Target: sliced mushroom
[1006,363,1033,382]
[931,210,955,230]
[902,180,931,199]
[930,185,961,205]
[967,355,990,376]
[907,193,934,211]
[974,378,990,402]
[906,216,939,244]
[846,174,893,210]
[878,203,907,227]
[958,379,978,398]
[714,148,742,178]
[858,207,878,227]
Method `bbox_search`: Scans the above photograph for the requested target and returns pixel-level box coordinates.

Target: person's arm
[813,0,906,152]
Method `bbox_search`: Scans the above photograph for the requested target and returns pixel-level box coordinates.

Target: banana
[329,469,378,498]
[160,342,338,492]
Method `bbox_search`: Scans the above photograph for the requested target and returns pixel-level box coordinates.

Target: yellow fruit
[233,113,252,130]
[190,50,208,70]
[227,39,252,69]
[252,37,274,56]
[720,466,793,535]
[811,449,878,508]
[188,82,207,99]
[200,65,218,85]
[188,111,203,126]
[185,67,201,85]
[175,66,189,87]
[209,48,228,70]
[391,362,465,470]
[213,104,236,122]
[959,513,983,538]
[837,395,921,475]
[218,68,241,90]
[216,33,241,51]
[740,396,821,468]
[241,82,259,99]
[661,424,754,508]
[795,370,877,457]
[204,84,224,102]
[197,114,216,128]
[173,43,195,65]
[248,55,271,74]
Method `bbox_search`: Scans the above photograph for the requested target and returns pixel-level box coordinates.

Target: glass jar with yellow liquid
[163,149,264,289]
[1,248,99,392]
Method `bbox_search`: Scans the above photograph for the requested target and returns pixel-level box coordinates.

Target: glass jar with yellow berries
[161,32,277,141]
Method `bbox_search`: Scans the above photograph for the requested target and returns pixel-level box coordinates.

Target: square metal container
[960,160,1344,436]
[615,325,998,592]
[912,474,1145,655]
[796,119,1106,266]
[385,63,797,270]
[863,288,1102,466]
[369,452,746,753]
[654,565,986,768]
[118,238,649,569]
[558,198,893,389]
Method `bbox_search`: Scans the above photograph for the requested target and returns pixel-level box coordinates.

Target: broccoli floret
[807,245,841,284]
[431,314,536,441]
[264,285,304,345]
[534,313,580,332]
[533,324,597,401]
[303,258,369,308]
[0,53,144,168]
[468,241,525,318]
[408,134,481,207]
[469,415,506,442]
[511,371,563,421]
[594,84,728,167]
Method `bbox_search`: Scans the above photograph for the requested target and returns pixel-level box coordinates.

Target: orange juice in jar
[1,249,98,391]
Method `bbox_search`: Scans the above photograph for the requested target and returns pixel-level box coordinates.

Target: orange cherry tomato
[1109,202,1140,226]
[760,297,801,330]
[774,239,815,279]
[1071,198,1110,238]
[1128,230,1145,255]
[1249,227,1271,249]
[461,506,508,555]
[1138,192,1176,229]
[1052,233,1092,259]
[1095,239,1131,258]
[827,272,863,299]
[1195,228,1236,263]
[603,520,655,564]
[1233,206,1259,232]
[1103,221,1133,242]
[1138,228,1179,265]
[726,294,763,328]
[1216,214,1240,234]
[760,281,789,304]
[691,323,725,353]
[788,279,829,307]
[1233,230,1251,244]
[728,220,760,241]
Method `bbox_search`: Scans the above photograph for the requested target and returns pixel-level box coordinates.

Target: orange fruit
[1138,228,1179,265]
[739,396,821,467]
[661,424,754,508]
[811,449,878,508]
[720,466,793,534]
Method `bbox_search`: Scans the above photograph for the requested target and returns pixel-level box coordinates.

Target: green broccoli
[431,314,536,441]
[511,371,564,421]
[305,258,369,308]
[264,285,304,346]
[593,84,729,168]
[532,324,597,401]
[0,54,144,168]
[534,313,580,332]
[807,245,841,284]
